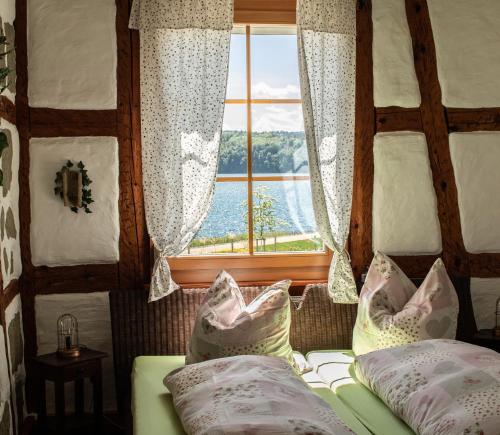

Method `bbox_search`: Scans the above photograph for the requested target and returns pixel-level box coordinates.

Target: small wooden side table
[31,348,107,434]
[471,329,500,353]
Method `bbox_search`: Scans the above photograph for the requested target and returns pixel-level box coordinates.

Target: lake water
[195,179,317,239]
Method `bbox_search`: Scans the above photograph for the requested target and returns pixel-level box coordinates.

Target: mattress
[306,350,414,435]
[132,355,372,435]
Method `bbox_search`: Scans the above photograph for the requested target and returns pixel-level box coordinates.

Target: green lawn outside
[216,238,322,254]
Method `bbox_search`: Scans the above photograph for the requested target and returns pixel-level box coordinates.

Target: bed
[132,354,406,435]
[110,278,476,434]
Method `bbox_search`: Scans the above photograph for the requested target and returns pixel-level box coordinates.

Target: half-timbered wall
[351,0,500,330]
[1,0,26,433]
[10,0,500,417]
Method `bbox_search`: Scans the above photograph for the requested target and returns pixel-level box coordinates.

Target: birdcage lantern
[495,297,500,337]
[57,314,81,358]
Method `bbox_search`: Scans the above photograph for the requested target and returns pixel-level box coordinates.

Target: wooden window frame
[170,16,331,288]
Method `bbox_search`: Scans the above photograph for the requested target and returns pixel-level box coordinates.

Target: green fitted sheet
[132,355,372,435]
[334,365,414,435]
[305,350,414,435]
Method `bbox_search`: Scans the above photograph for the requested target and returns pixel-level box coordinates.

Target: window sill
[169,250,332,289]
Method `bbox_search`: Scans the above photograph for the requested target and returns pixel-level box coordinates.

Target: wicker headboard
[109,283,356,413]
[109,277,475,414]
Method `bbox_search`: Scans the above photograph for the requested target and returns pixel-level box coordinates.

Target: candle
[65,335,72,349]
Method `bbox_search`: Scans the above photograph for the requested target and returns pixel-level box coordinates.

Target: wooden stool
[31,348,107,434]
[471,329,500,353]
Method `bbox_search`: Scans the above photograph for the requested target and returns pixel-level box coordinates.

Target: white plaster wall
[449,132,500,253]
[0,401,13,435]
[27,0,117,109]
[5,295,26,431]
[0,0,15,25]
[372,0,420,108]
[0,0,16,103]
[372,132,442,255]
[35,292,116,412]
[470,278,500,330]
[427,0,500,108]
[0,118,21,287]
[30,137,120,266]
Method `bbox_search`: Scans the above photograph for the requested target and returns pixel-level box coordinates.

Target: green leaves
[0,33,13,96]
[54,160,94,213]
[0,131,8,154]
[0,131,9,187]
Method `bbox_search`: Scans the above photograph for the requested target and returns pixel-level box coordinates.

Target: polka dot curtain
[130,0,233,301]
[297,0,358,303]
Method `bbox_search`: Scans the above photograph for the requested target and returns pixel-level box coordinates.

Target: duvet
[354,339,500,435]
[164,354,355,435]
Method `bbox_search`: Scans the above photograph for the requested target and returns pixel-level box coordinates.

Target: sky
[223,31,305,133]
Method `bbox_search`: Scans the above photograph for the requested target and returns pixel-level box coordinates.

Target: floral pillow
[165,354,355,435]
[354,339,500,435]
[352,252,459,355]
[186,270,298,370]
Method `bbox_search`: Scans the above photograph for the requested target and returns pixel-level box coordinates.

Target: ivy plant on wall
[0,131,8,186]
[0,32,13,94]
[54,160,94,213]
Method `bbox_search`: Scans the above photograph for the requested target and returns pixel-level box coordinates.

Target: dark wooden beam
[375,107,423,133]
[234,0,296,24]
[0,279,20,309]
[390,255,440,277]
[405,0,469,277]
[30,108,118,137]
[15,0,39,414]
[446,107,500,133]
[130,28,150,284]
[116,0,144,289]
[350,0,374,280]
[0,96,16,124]
[34,264,119,294]
[468,253,500,277]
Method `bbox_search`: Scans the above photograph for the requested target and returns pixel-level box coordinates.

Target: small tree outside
[243,185,288,251]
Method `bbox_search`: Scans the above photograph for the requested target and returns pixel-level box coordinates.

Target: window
[184,26,322,256]
[171,25,331,286]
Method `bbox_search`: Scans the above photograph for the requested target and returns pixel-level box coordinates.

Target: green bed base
[132,355,413,435]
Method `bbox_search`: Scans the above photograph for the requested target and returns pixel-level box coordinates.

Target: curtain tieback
[149,249,180,302]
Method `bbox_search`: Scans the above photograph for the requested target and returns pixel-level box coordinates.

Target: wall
[351,0,500,327]
[12,0,500,417]
[0,0,26,433]
[13,0,136,413]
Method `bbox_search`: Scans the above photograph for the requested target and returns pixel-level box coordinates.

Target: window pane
[250,32,301,99]
[251,104,308,175]
[184,182,249,255]
[226,33,246,99]
[219,104,247,176]
[252,181,322,253]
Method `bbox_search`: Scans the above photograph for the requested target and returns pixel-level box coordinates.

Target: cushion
[164,355,355,435]
[186,270,298,370]
[354,339,500,435]
[352,252,459,355]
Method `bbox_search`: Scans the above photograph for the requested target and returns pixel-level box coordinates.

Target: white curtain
[129,0,233,301]
[297,0,358,303]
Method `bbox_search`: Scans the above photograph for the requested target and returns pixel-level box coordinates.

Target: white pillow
[186,270,298,370]
[352,252,459,355]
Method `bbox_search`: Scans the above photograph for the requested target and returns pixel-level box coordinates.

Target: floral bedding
[164,354,355,435]
[354,339,500,435]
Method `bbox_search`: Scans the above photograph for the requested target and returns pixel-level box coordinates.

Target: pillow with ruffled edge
[352,252,459,355]
[187,270,300,371]
[165,355,355,435]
